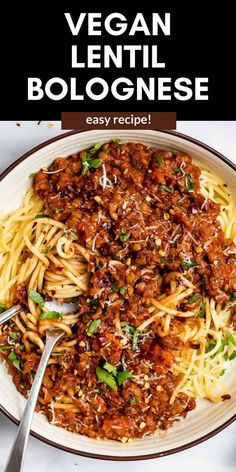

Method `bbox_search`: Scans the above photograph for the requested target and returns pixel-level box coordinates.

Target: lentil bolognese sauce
[0,140,236,442]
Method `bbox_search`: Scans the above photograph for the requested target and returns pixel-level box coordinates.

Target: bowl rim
[0,128,235,461]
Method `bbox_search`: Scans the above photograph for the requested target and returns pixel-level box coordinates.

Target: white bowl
[0,129,235,460]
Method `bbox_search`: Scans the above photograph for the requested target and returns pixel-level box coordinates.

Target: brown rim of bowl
[0,128,236,461]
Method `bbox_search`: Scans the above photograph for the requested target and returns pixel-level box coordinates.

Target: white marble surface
[0,121,236,472]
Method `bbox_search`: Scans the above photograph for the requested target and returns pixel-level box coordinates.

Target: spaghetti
[0,140,235,442]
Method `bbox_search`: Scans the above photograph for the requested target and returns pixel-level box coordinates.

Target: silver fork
[3,327,65,472]
[0,304,22,325]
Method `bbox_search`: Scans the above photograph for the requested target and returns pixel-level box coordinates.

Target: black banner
[0,4,234,120]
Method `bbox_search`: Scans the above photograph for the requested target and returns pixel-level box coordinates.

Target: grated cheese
[99,164,113,190]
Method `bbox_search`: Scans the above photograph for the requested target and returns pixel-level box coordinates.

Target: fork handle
[0,304,22,325]
[3,329,64,472]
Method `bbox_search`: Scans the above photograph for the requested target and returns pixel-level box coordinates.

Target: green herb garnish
[86,319,101,336]
[112,282,127,295]
[173,167,182,173]
[29,290,44,307]
[180,259,198,270]
[122,325,139,351]
[87,143,102,156]
[112,138,123,144]
[229,351,236,361]
[219,369,226,376]
[185,173,195,192]
[9,332,18,340]
[117,371,132,386]
[87,297,99,308]
[51,353,64,357]
[130,397,137,405]
[156,154,164,167]
[81,144,102,175]
[29,172,36,179]
[188,293,201,304]
[119,228,130,242]
[209,335,236,359]
[8,351,22,371]
[96,264,103,270]
[123,326,136,334]
[43,245,51,254]
[111,281,119,292]
[119,285,127,296]
[196,301,206,318]
[0,345,11,353]
[55,208,63,214]
[171,150,178,156]
[35,214,49,219]
[81,157,102,175]
[103,362,117,375]
[231,292,236,301]
[160,184,174,194]
[0,303,6,314]
[39,311,63,320]
[132,330,139,351]
[206,340,216,353]
[96,367,117,391]
[96,362,132,390]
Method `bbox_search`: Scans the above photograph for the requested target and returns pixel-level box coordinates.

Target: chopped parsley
[87,143,102,156]
[171,149,178,156]
[177,197,185,204]
[208,335,236,359]
[160,184,174,194]
[29,290,44,307]
[180,258,198,270]
[231,292,236,301]
[81,157,102,176]
[196,301,206,318]
[119,285,127,295]
[117,371,132,386]
[43,245,51,254]
[8,351,22,371]
[130,397,137,405]
[111,282,127,296]
[219,369,226,376]
[29,172,36,179]
[119,228,130,242]
[86,319,101,336]
[103,362,117,375]
[111,281,119,292]
[206,340,216,353]
[173,167,182,173]
[35,214,49,219]
[96,367,117,391]
[39,311,63,320]
[0,303,6,314]
[185,173,195,192]
[122,325,139,351]
[0,345,11,353]
[81,144,102,175]
[9,332,18,340]
[132,330,139,351]
[87,297,99,308]
[112,138,123,144]
[187,293,201,304]
[96,362,132,390]
[156,154,164,167]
